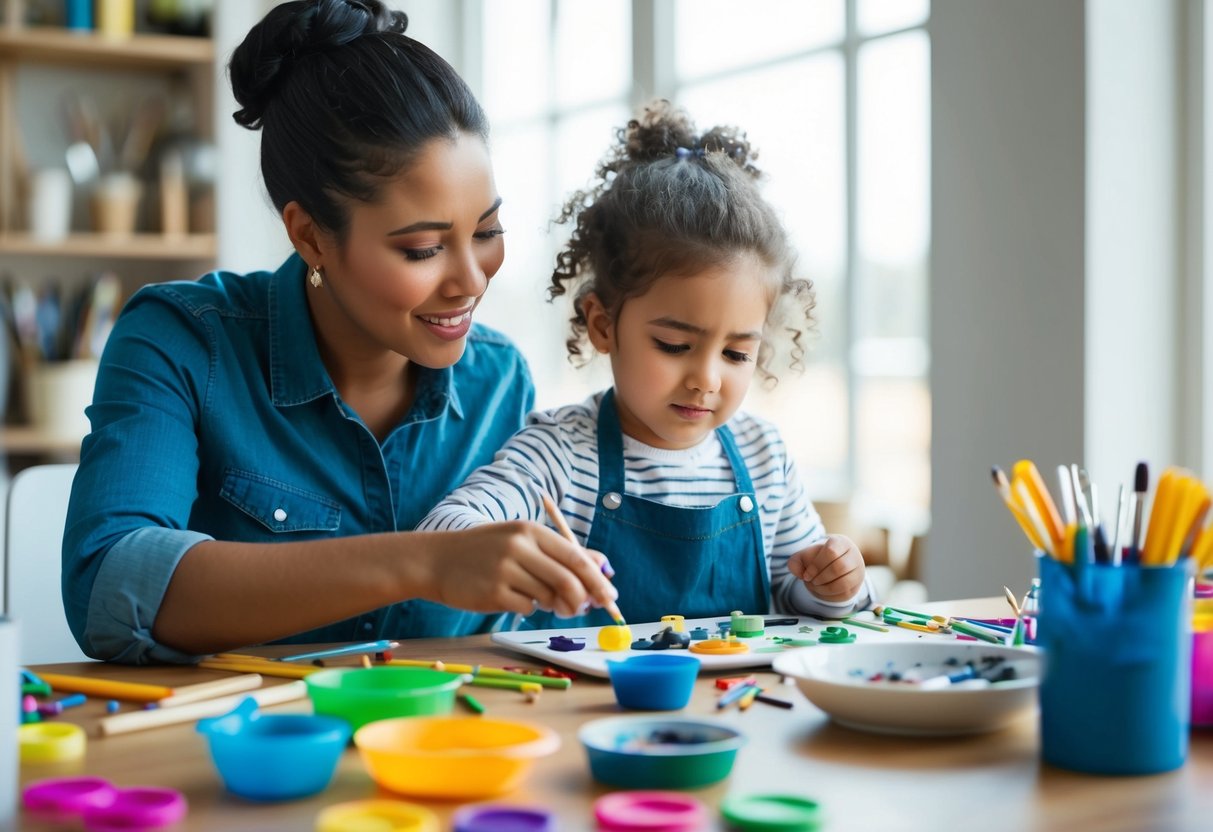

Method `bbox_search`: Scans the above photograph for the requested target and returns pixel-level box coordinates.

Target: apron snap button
[602,492,622,510]
[273,508,288,522]
[738,496,754,513]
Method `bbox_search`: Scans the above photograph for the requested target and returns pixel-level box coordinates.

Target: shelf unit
[0,7,217,457]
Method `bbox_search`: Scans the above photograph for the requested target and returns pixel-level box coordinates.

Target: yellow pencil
[386,659,572,689]
[1193,525,1213,574]
[37,673,173,704]
[198,659,317,679]
[1165,479,1209,564]
[1013,478,1064,562]
[541,493,626,625]
[1012,460,1066,551]
[991,466,1048,553]
[157,674,263,708]
[1142,468,1182,564]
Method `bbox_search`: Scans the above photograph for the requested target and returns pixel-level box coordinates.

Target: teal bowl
[305,667,463,732]
[579,716,746,789]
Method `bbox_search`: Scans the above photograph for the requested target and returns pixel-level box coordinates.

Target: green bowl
[579,716,746,789]
[305,667,463,732]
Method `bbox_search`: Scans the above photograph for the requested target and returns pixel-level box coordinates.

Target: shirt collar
[267,252,464,421]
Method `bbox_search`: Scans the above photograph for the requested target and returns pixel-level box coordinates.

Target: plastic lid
[315,799,440,832]
[82,787,188,832]
[23,777,116,817]
[720,794,821,831]
[452,804,554,832]
[594,791,707,831]
[19,722,87,764]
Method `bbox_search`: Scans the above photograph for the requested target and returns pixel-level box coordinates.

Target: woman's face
[319,132,505,369]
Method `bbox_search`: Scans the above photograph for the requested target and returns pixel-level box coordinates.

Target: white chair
[3,463,90,664]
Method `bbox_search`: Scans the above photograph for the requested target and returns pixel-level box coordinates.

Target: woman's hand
[787,534,866,603]
[414,521,618,618]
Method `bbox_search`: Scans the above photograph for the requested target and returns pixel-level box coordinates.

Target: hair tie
[675,146,704,160]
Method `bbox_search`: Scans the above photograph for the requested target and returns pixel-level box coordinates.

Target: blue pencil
[276,640,397,663]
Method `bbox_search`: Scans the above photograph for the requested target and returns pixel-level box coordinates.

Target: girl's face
[318,133,505,369]
[586,253,772,450]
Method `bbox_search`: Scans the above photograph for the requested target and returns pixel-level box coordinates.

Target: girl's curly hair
[548,99,815,383]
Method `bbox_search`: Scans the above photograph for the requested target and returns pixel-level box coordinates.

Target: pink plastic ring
[83,787,188,832]
[23,777,117,818]
[593,791,708,831]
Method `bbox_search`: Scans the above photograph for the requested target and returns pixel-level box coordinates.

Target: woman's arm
[153,523,614,655]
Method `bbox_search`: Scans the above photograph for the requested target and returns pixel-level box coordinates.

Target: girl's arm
[768,454,875,616]
[417,411,578,533]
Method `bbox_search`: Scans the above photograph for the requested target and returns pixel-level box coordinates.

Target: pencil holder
[1037,555,1192,774]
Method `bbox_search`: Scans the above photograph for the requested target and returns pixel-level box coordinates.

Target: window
[469,0,930,540]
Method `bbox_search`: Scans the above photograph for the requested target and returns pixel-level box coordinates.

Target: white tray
[490,613,921,678]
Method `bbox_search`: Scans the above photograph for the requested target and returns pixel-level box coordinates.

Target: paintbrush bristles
[1002,586,1022,617]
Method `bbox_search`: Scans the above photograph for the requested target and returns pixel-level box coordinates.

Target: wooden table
[17,598,1213,831]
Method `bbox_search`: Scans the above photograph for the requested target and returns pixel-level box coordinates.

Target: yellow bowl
[353,716,560,799]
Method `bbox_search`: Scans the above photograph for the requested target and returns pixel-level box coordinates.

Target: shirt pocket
[219,468,342,533]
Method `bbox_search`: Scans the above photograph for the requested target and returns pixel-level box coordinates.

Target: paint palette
[490,614,922,678]
[772,641,1041,736]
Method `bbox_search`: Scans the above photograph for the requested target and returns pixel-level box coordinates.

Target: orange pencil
[36,673,172,704]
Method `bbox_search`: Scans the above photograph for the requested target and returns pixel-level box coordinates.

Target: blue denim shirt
[63,254,534,664]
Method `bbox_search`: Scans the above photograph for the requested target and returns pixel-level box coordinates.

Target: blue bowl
[579,716,745,789]
[606,654,700,711]
[197,698,350,801]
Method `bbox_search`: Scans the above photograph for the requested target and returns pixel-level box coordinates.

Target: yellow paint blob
[597,624,633,651]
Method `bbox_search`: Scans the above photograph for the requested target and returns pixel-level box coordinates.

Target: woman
[62,0,616,664]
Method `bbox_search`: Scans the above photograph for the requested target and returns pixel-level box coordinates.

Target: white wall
[929,1,1087,599]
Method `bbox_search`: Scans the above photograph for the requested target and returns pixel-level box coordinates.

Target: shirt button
[603,492,622,510]
[739,496,754,513]
[362,622,373,632]
[273,508,287,522]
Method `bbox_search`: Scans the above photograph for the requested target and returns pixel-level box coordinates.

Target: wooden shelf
[0,26,211,70]
[0,426,82,457]
[0,232,216,260]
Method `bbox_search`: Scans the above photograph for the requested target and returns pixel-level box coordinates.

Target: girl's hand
[788,534,866,602]
[417,521,618,618]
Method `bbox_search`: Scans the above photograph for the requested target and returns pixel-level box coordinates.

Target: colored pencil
[463,676,543,694]
[199,659,317,679]
[458,692,486,714]
[100,681,306,737]
[386,659,571,689]
[275,640,397,663]
[37,673,173,704]
[841,616,889,633]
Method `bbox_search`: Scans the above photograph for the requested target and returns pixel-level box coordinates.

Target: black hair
[228,0,488,239]
[548,100,815,383]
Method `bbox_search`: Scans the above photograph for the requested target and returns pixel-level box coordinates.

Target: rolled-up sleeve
[63,287,213,664]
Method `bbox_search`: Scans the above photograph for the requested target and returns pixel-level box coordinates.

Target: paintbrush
[540,493,626,625]
[1128,462,1149,562]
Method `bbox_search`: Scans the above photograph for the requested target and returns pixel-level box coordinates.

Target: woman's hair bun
[230,0,408,130]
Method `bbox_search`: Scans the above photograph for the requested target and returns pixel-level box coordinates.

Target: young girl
[419,101,874,628]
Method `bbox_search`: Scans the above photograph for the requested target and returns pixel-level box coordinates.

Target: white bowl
[772,640,1040,736]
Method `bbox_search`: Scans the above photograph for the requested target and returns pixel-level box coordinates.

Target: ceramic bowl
[196,698,350,801]
[578,716,745,789]
[305,666,462,732]
[606,654,700,710]
[353,716,560,799]
[772,640,1040,736]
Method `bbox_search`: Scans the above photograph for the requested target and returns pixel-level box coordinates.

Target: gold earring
[309,265,323,288]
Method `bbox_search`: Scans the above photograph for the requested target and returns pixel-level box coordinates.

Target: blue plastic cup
[606,654,700,711]
[196,698,351,801]
[1038,555,1192,775]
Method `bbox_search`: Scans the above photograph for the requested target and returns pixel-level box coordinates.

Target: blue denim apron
[520,389,769,630]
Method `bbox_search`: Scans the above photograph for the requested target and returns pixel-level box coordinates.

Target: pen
[275,640,397,663]
[541,493,626,625]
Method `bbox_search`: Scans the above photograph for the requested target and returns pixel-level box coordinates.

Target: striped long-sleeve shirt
[418,391,874,618]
